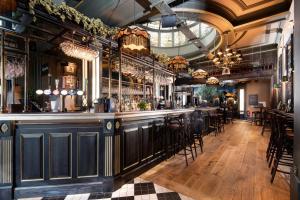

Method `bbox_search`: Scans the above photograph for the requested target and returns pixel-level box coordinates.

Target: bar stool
[190,111,204,154]
[154,120,165,155]
[177,113,195,166]
[164,114,181,158]
[226,110,234,124]
[208,112,219,136]
[266,112,279,167]
[202,111,210,135]
[252,111,262,126]
[261,109,271,135]
[217,112,225,132]
[270,114,293,183]
[164,114,195,166]
[246,110,252,122]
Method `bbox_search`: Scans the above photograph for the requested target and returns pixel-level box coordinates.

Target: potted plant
[137,101,147,111]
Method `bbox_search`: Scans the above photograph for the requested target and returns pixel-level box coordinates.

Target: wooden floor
[140,120,290,200]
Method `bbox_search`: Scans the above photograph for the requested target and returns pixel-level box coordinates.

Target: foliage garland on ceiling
[28,0,118,37]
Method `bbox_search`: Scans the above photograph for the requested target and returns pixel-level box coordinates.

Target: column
[292,0,300,199]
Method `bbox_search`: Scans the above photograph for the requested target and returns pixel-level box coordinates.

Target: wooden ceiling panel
[242,0,272,7]
[213,0,286,16]
[236,27,268,47]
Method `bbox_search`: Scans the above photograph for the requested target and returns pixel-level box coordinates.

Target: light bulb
[61,90,68,95]
[36,89,43,95]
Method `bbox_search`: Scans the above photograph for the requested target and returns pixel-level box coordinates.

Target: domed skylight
[141,20,214,48]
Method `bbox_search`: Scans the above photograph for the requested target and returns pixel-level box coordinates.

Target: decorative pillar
[118,52,122,112]
[23,36,29,112]
[82,59,88,107]
[0,30,5,113]
[98,44,103,98]
[108,42,112,98]
[152,56,155,110]
[0,121,13,200]
[292,0,300,199]
[143,68,146,99]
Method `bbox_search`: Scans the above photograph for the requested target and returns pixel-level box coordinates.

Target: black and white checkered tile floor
[19,178,194,200]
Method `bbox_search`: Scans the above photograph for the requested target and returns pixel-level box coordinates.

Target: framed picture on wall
[249,94,258,106]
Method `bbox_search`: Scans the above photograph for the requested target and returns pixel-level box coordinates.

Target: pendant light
[115,0,150,55]
[168,56,189,73]
[116,27,150,54]
[169,46,188,73]
[192,69,208,79]
[206,76,219,85]
[209,32,243,68]
[60,41,99,61]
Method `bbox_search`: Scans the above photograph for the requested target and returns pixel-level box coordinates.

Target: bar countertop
[0,107,219,122]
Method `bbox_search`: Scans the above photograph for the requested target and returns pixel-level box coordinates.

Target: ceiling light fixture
[115,0,150,55]
[209,33,243,69]
[206,76,219,85]
[192,69,208,79]
[60,41,99,61]
[115,26,150,54]
[168,55,189,73]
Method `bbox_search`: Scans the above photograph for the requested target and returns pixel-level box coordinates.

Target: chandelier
[210,48,242,67]
[206,76,219,85]
[0,0,16,14]
[168,55,189,73]
[115,26,150,54]
[60,41,99,61]
[192,69,208,79]
[209,33,242,69]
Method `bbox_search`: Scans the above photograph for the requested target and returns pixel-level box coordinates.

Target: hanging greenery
[188,68,194,75]
[28,0,118,37]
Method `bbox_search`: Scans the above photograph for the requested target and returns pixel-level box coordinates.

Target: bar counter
[0,107,217,199]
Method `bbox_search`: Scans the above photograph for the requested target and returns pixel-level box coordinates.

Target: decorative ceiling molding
[229,31,247,46]
[201,0,291,26]
[233,11,288,32]
[172,8,234,33]
[233,0,274,10]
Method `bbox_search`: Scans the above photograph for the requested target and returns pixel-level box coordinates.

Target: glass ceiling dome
[139,19,218,59]
[141,20,214,48]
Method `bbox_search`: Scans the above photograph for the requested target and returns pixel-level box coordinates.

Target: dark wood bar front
[0,108,217,199]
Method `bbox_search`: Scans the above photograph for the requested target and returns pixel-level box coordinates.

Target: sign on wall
[249,94,258,106]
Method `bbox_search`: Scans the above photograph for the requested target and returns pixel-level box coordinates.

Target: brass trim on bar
[0,138,12,184]
[0,30,5,113]
[114,135,121,175]
[141,155,153,162]
[104,136,113,176]
[124,128,138,132]
[141,125,152,129]
[123,161,139,171]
